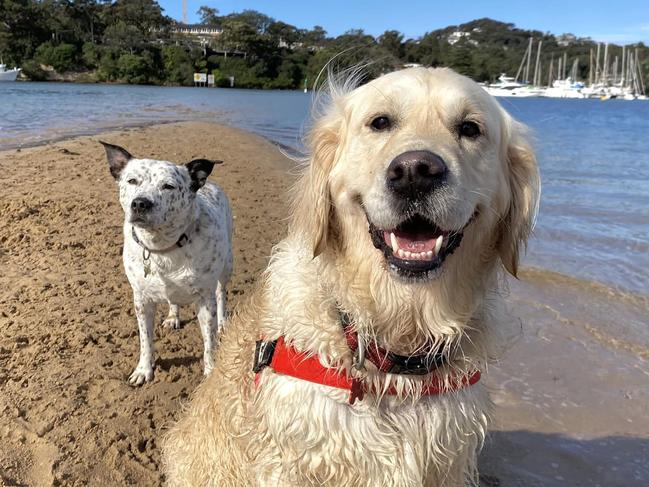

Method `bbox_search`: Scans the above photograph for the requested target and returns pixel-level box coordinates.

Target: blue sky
[158,0,649,45]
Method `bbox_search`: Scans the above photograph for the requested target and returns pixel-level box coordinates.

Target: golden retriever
[162,67,540,486]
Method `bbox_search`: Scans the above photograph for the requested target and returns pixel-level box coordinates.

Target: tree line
[1,0,647,91]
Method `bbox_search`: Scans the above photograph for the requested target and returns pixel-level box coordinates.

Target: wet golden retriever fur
[162,67,540,486]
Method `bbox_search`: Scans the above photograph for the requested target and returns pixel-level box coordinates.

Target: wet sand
[0,122,647,485]
[481,269,649,486]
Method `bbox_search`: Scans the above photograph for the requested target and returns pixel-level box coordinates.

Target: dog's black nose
[387,151,447,198]
[131,197,153,213]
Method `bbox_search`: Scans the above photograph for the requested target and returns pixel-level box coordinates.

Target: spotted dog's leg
[128,298,156,386]
[196,295,218,376]
[162,303,181,330]
[216,280,227,333]
[216,256,232,333]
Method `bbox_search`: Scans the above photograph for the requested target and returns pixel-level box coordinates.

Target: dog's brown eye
[370,116,392,131]
[459,121,481,138]
[127,178,138,185]
[162,184,176,190]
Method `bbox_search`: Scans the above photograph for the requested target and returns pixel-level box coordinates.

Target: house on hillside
[447,31,479,46]
[171,24,223,43]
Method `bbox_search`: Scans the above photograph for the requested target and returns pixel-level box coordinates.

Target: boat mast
[621,45,626,87]
[533,40,542,86]
[629,48,633,89]
[595,43,601,84]
[603,43,609,86]
[637,48,646,95]
[548,54,554,87]
[515,39,531,83]
[589,48,594,86]
[629,52,636,93]
[562,52,567,79]
[524,37,533,83]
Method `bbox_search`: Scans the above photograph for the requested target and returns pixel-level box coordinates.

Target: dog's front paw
[203,354,215,377]
[162,317,181,330]
[128,366,154,386]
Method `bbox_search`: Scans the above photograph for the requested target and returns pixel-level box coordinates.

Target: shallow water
[2,82,648,298]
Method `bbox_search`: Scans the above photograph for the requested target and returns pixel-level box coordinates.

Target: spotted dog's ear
[185,159,222,191]
[100,141,133,179]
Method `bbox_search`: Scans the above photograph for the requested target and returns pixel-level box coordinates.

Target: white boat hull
[542,88,586,99]
[0,68,20,81]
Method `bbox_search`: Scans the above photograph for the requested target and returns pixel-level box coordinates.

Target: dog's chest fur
[123,184,232,305]
[252,372,488,487]
[244,248,490,486]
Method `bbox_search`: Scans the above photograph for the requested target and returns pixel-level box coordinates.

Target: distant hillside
[405,18,643,84]
[0,1,646,91]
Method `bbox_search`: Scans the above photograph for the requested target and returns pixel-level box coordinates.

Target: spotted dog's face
[100,142,219,228]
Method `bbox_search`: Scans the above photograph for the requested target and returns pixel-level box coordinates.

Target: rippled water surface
[2,82,648,295]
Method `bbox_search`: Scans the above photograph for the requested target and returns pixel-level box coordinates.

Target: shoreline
[0,118,305,159]
[1,95,308,157]
[0,122,647,485]
[0,119,185,153]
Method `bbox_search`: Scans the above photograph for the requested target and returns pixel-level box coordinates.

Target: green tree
[229,10,274,34]
[447,39,475,78]
[301,25,327,47]
[162,45,193,85]
[35,42,78,72]
[197,5,219,26]
[378,30,404,59]
[117,51,155,84]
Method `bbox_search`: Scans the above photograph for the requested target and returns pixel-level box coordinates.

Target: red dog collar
[254,337,481,404]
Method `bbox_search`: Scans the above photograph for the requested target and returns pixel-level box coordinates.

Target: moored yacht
[484,74,528,97]
[0,62,21,81]
[543,78,586,99]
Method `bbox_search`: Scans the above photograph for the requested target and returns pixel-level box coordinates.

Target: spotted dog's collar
[131,226,191,254]
[131,222,196,277]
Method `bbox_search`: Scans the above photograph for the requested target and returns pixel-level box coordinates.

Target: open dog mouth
[368,214,467,278]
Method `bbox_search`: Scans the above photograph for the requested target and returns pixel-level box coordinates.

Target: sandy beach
[1,122,647,486]
[0,122,293,485]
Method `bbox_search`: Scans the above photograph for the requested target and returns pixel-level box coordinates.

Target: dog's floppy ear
[291,111,343,258]
[100,141,133,179]
[497,120,541,277]
[185,159,221,191]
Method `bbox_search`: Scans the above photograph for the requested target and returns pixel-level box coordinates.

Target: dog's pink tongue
[384,230,438,252]
[396,234,437,252]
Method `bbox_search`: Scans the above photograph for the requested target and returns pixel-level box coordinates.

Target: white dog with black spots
[101,141,233,386]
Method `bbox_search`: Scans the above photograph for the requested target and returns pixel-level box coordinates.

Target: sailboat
[484,38,543,97]
[543,57,585,98]
[581,44,647,100]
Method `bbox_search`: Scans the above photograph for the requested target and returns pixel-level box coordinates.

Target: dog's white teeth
[390,234,442,261]
[434,235,444,255]
[390,232,399,253]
